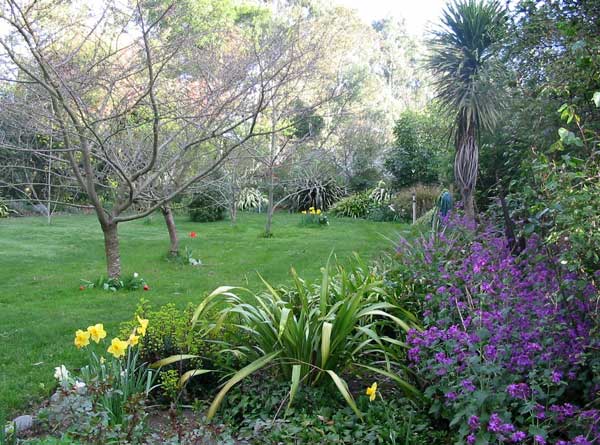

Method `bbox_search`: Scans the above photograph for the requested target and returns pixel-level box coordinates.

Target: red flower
[143,284,150,291]
[79,285,85,291]
[189,231,197,239]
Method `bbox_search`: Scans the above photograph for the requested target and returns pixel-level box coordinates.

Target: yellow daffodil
[128,333,140,346]
[100,356,106,364]
[316,209,322,215]
[309,207,314,210]
[74,329,90,349]
[137,316,149,336]
[107,337,128,359]
[87,323,107,343]
[310,209,315,215]
[366,382,378,402]
[301,210,307,214]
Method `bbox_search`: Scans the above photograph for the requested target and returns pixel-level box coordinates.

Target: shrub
[188,187,225,222]
[120,301,201,365]
[390,214,600,444]
[160,259,420,420]
[120,300,238,403]
[329,192,373,218]
[509,98,600,274]
[388,184,441,222]
[384,110,449,189]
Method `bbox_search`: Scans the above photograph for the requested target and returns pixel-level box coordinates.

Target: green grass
[0,212,408,415]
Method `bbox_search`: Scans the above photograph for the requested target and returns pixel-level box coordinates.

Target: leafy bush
[160,259,420,420]
[329,192,373,218]
[510,96,600,274]
[120,301,236,403]
[236,187,268,212]
[390,214,600,444]
[384,110,449,189]
[120,301,201,365]
[188,187,226,222]
[388,184,441,222]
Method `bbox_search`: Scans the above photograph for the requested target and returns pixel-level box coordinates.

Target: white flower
[74,381,86,393]
[560,260,568,265]
[133,272,139,278]
[54,365,70,382]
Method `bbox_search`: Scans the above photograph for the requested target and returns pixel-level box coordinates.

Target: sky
[332,0,448,37]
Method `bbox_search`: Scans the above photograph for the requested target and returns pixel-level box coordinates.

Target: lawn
[0,212,408,415]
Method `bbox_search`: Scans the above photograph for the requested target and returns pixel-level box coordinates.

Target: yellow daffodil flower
[137,316,149,336]
[366,382,378,402]
[128,333,140,346]
[301,210,307,214]
[107,337,128,359]
[310,209,315,215]
[87,323,107,343]
[74,329,90,349]
[100,356,106,364]
[316,209,321,215]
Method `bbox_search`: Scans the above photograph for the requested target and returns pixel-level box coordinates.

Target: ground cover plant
[0,212,405,415]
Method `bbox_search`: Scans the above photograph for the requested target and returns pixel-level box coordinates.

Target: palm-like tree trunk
[455,129,479,221]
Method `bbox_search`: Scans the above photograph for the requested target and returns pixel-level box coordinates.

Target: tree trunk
[462,189,475,222]
[455,132,478,223]
[230,203,237,224]
[161,205,179,256]
[265,166,275,237]
[101,221,121,278]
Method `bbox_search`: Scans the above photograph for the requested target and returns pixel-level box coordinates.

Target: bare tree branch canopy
[0,0,329,276]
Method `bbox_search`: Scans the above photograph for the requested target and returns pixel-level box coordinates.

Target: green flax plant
[157,256,421,420]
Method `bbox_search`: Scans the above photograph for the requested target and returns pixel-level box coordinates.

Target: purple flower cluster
[394,213,600,444]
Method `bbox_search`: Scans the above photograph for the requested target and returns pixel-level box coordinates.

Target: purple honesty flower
[445,391,457,401]
[571,436,591,445]
[462,379,476,392]
[408,347,420,363]
[511,431,526,442]
[507,383,531,400]
[551,370,562,383]
[466,433,476,445]
[488,413,502,433]
[468,415,480,430]
[501,423,516,434]
[395,212,600,445]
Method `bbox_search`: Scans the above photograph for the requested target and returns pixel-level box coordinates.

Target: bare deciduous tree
[0,0,313,277]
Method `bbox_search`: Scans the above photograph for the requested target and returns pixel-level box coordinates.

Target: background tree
[384,109,450,190]
[426,0,506,220]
